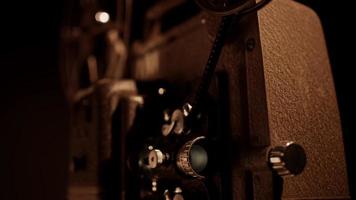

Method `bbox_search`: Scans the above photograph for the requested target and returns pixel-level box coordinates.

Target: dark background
[0,0,354,199]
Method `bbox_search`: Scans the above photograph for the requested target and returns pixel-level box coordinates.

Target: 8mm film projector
[60,0,350,199]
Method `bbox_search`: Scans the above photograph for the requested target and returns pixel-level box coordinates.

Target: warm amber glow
[158,87,166,95]
[95,11,110,23]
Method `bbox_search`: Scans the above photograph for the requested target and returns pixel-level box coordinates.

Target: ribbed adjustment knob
[268,142,306,177]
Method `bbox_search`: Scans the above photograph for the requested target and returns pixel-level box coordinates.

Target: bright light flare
[158,87,166,95]
[95,11,110,23]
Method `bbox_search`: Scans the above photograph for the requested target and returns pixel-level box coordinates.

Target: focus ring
[176,136,206,179]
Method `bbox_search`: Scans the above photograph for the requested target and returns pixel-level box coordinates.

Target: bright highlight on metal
[95,11,110,23]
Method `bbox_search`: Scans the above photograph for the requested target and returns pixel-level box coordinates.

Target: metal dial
[268,142,307,177]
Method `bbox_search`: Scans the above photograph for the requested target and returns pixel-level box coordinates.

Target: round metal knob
[176,136,208,178]
[173,187,184,200]
[163,187,184,200]
[148,149,167,169]
[268,142,307,177]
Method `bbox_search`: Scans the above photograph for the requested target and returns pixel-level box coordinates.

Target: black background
[0,0,354,199]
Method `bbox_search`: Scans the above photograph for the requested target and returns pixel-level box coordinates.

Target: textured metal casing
[259,0,349,198]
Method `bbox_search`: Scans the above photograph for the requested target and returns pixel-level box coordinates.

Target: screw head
[246,38,255,51]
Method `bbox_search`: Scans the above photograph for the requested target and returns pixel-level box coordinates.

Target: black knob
[268,142,307,177]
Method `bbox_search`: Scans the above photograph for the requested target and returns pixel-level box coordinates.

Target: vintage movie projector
[60,0,350,199]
